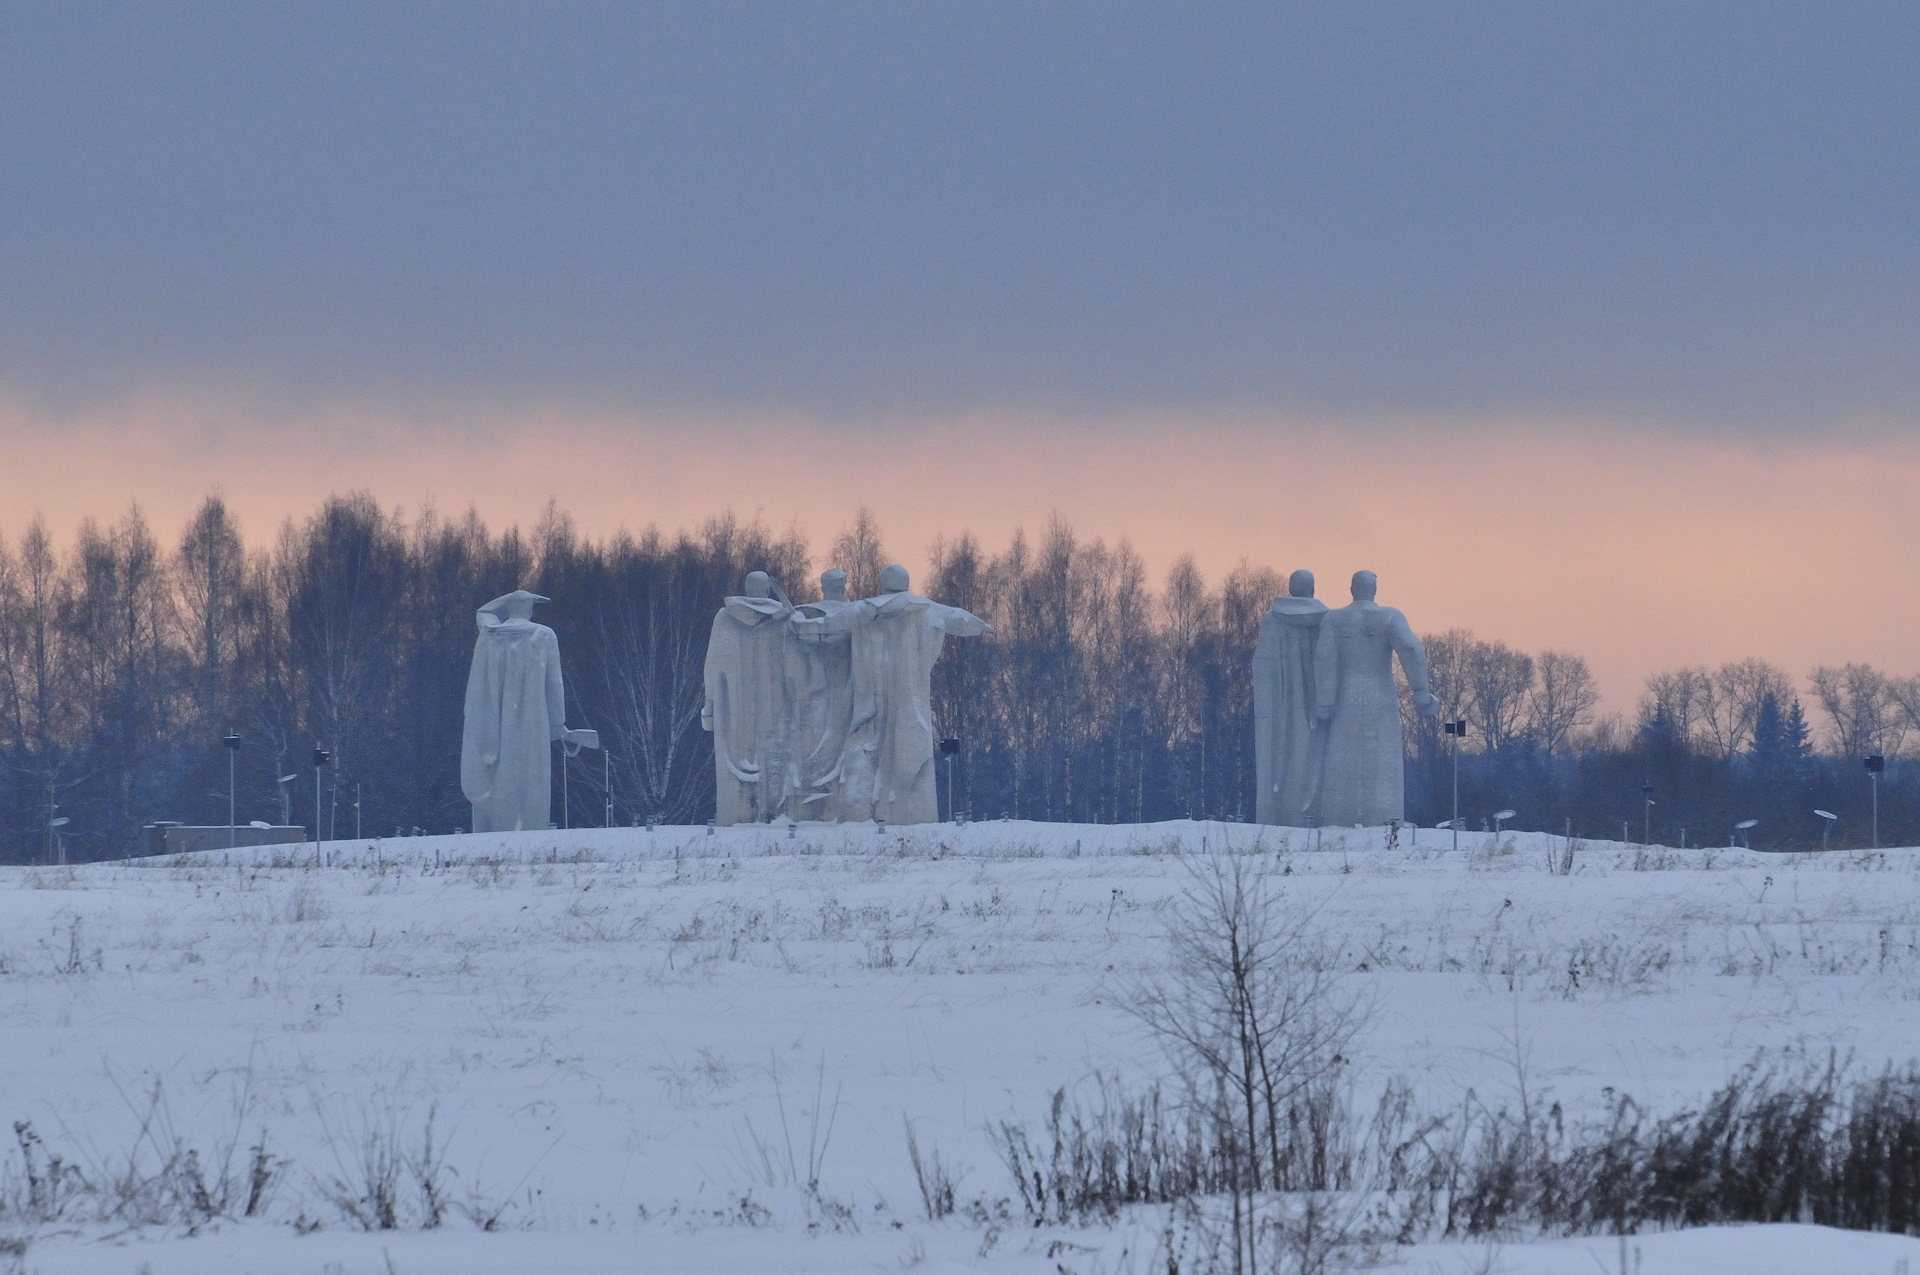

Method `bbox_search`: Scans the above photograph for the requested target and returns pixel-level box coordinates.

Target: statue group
[1253,570,1437,828]
[457,564,1427,836]
[455,569,989,834]
[704,564,992,826]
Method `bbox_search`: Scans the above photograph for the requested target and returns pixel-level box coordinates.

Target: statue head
[480,589,549,625]
[1288,569,1315,598]
[820,569,848,602]
[743,571,772,599]
[1351,570,1378,602]
[879,564,910,594]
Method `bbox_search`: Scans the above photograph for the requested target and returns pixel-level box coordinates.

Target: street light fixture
[1493,809,1516,839]
[1733,818,1758,849]
[277,773,298,827]
[223,731,242,848]
[1641,783,1655,847]
[1865,755,1885,849]
[1815,809,1838,851]
[560,728,600,830]
[939,737,961,822]
[311,748,331,847]
[1443,719,1468,852]
[49,815,70,866]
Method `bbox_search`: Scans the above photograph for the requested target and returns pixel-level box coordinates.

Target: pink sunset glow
[4,391,1914,714]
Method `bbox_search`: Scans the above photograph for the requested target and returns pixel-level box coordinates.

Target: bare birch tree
[828,506,887,601]
[1697,659,1795,759]
[1526,650,1599,762]
[1810,663,1902,759]
[1640,667,1712,749]
[1464,639,1534,753]
[1127,854,1368,1273]
[1413,630,1475,754]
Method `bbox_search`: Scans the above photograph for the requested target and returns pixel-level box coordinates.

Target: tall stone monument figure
[789,569,856,820]
[792,564,991,825]
[461,590,597,833]
[1312,571,1437,827]
[1253,569,1328,826]
[703,571,794,825]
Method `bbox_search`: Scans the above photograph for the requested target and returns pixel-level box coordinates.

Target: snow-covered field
[5,820,1920,1274]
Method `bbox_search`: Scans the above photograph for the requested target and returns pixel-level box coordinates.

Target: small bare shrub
[314,1097,454,1231]
[904,1118,961,1220]
[3,1079,283,1234]
[279,884,328,924]
[991,1076,1226,1225]
[1127,856,1372,1271]
[1001,1052,1920,1268]
[9,1121,85,1220]
[724,1055,842,1197]
[1439,1050,1920,1240]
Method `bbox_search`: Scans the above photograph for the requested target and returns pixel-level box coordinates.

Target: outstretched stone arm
[931,603,992,636]
[1391,612,1440,716]
[788,612,842,644]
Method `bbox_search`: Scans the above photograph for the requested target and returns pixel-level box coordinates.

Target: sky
[1,3,1916,709]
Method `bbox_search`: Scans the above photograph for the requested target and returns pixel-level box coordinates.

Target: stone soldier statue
[703,571,794,825]
[1312,571,1437,827]
[789,568,856,820]
[461,590,598,833]
[790,564,990,825]
[1253,569,1328,826]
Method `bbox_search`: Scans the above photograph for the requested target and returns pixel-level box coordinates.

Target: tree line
[0,495,1911,861]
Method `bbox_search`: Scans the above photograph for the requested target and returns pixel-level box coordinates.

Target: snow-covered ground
[5,820,1920,1274]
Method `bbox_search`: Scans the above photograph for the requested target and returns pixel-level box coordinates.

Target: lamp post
[1865,755,1885,849]
[1734,818,1758,849]
[277,773,297,827]
[1641,783,1655,847]
[222,731,242,848]
[604,750,614,828]
[1493,808,1515,842]
[1815,808,1837,851]
[1443,719,1468,852]
[311,747,331,847]
[49,815,69,865]
[939,737,961,822]
[559,729,599,831]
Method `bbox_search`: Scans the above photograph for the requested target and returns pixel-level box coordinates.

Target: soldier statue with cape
[703,571,795,825]
[461,590,598,833]
[1253,569,1328,826]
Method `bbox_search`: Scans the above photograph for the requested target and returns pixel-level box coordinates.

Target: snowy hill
[4,821,1920,1274]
